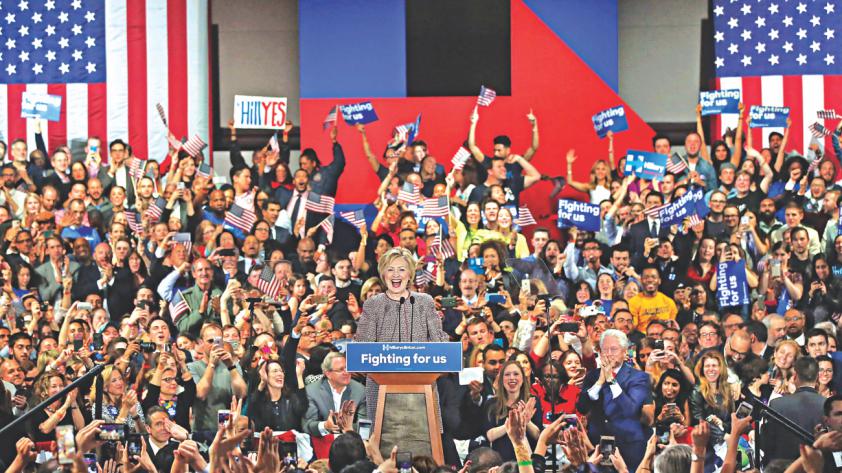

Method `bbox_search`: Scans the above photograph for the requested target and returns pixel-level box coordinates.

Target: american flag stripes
[320,215,335,244]
[196,163,212,179]
[397,182,421,205]
[256,265,282,299]
[643,204,667,219]
[430,234,456,259]
[125,211,143,234]
[156,103,168,127]
[666,157,688,175]
[451,147,471,171]
[127,157,145,180]
[415,268,434,286]
[515,206,537,227]
[711,0,842,154]
[169,290,190,322]
[0,1,210,166]
[476,86,497,107]
[181,135,207,158]
[304,192,336,214]
[323,105,338,130]
[168,134,184,151]
[809,122,832,138]
[687,214,704,227]
[144,197,167,223]
[172,233,193,255]
[421,197,450,218]
[339,209,367,230]
[224,204,257,233]
[269,133,280,153]
[394,113,422,144]
[818,110,841,120]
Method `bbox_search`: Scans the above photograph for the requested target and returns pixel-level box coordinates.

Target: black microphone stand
[0,363,107,436]
[745,392,815,467]
[549,380,558,473]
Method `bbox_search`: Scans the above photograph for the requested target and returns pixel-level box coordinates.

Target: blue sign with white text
[21,92,62,122]
[341,101,379,125]
[346,342,463,373]
[749,106,790,128]
[557,199,601,232]
[657,187,705,226]
[624,150,667,181]
[591,105,628,138]
[699,90,740,116]
[716,260,750,308]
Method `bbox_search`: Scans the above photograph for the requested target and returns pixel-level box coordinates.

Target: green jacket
[175,285,224,337]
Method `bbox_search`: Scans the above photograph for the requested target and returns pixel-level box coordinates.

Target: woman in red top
[686,237,716,284]
[531,352,585,425]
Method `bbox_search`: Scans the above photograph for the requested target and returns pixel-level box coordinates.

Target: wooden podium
[346,342,463,466]
[370,373,444,464]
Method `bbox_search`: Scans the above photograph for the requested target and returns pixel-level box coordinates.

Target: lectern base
[370,374,443,464]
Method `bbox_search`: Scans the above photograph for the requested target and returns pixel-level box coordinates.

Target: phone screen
[397,452,412,473]
[55,425,76,465]
[358,420,372,440]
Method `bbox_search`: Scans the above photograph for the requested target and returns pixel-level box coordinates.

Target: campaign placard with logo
[21,92,62,122]
[341,101,379,125]
[234,95,288,129]
[624,150,668,181]
[592,105,628,138]
[557,199,601,232]
[699,90,740,116]
[346,342,463,372]
[749,106,790,128]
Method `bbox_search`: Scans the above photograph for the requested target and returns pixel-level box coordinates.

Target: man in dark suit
[145,407,207,472]
[35,236,79,304]
[622,191,671,265]
[761,356,825,464]
[303,352,366,438]
[577,329,651,471]
[96,139,136,206]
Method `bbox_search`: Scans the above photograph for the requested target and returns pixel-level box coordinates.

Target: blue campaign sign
[341,101,379,125]
[699,90,740,116]
[716,260,750,308]
[346,342,463,373]
[749,106,790,128]
[625,150,667,180]
[20,92,62,122]
[591,105,628,138]
[557,199,601,232]
[657,187,705,226]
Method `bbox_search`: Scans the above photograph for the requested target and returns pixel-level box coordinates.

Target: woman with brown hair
[690,350,735,444]
[483,360,543,461]
[28,373,86,442]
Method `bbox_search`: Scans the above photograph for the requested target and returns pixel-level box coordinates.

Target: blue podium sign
[346,342,463,373]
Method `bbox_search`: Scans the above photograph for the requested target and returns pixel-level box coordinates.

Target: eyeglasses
[819,368,834,374]
[699,332,718,339]
[15,238,31,244]
[784,316,804,323]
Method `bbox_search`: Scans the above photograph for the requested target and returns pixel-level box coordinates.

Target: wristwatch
[691,452,702,462]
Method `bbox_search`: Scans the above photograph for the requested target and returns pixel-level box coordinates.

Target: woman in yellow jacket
[474,207,529,259]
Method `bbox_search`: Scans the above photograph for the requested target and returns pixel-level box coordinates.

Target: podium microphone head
[409,296,416,304]
[399,296,406,305]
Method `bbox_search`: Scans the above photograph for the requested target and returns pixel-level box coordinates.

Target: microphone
[409,296,416,342]
[398,297,406,342]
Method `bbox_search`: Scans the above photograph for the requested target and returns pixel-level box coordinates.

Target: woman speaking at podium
[355,247,449,420]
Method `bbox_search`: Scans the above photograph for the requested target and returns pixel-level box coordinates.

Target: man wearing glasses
[805,328,842,394]
[783,308,807,346]
[97,139,136,206]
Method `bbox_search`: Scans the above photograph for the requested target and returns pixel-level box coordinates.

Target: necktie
[650,220,657,237]
[290,192,302,223]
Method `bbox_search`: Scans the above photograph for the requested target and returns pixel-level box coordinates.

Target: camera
[139,342,156,353]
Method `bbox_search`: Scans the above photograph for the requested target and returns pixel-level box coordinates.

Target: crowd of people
[0,100,841,473]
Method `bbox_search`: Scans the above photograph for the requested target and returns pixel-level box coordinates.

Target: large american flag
[0,0,211,161]
[712,0,842,154]
[304,192,335,214]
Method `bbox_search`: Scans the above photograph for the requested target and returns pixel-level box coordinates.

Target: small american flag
[687,214,704,227]
[156,103,168,127]
[397,182,421,205]
[196,163,213,179]
[257,265,282,299]
[394,113,422,144]
[415,268,434,286]
[125,211,143,234]
[666,157,687,175]
[169,290,190,323]
[809,122,832,138]
[515,206,537,227]
[818,110,841,120]
[182,135,207,158]
[476,85,497,107]
[225,204,257,233]
[807,153,823,174]
[421,197,450,218]
[145,197,167,223]
[128,157,145,180]
[168,134,183,151]
[269,133,280,153]
[644,204,667,219]
[339,209,367,230]
[323,105,339,130]
[320,215,335,244]
[451,147,471,171]
[172,233,193,255]
[430,234,456,259]
[305,192,336,214]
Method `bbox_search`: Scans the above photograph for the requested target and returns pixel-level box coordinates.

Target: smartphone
[78,302,93,311]
[218,409,232,426]
[557,323,579,333]
[312,295,328,305]
[358,419,372,441]
[740,215,750,226]
[521,278,531,298]
[97,423,127,442]
[90,145,98,153]
[127,435,142,458]
[735,401,753,419]
[217,248,237,257]
[657,428,670,445]
[485,293,506,304]
[396,452,412,473]
[598,436,615,466]
[139,341,156,353]
[653,339,664,351]
[440,297,458,308]
[177,182,186,190]
[771,260,782,278]
[55,425,76,465]
[92,333,103,351]
[211,336,223,350]
[562,414,578,429]
[83,453,97,473]
[164,344,172,353]
[73,336,83,351]
[280,442,297,466]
